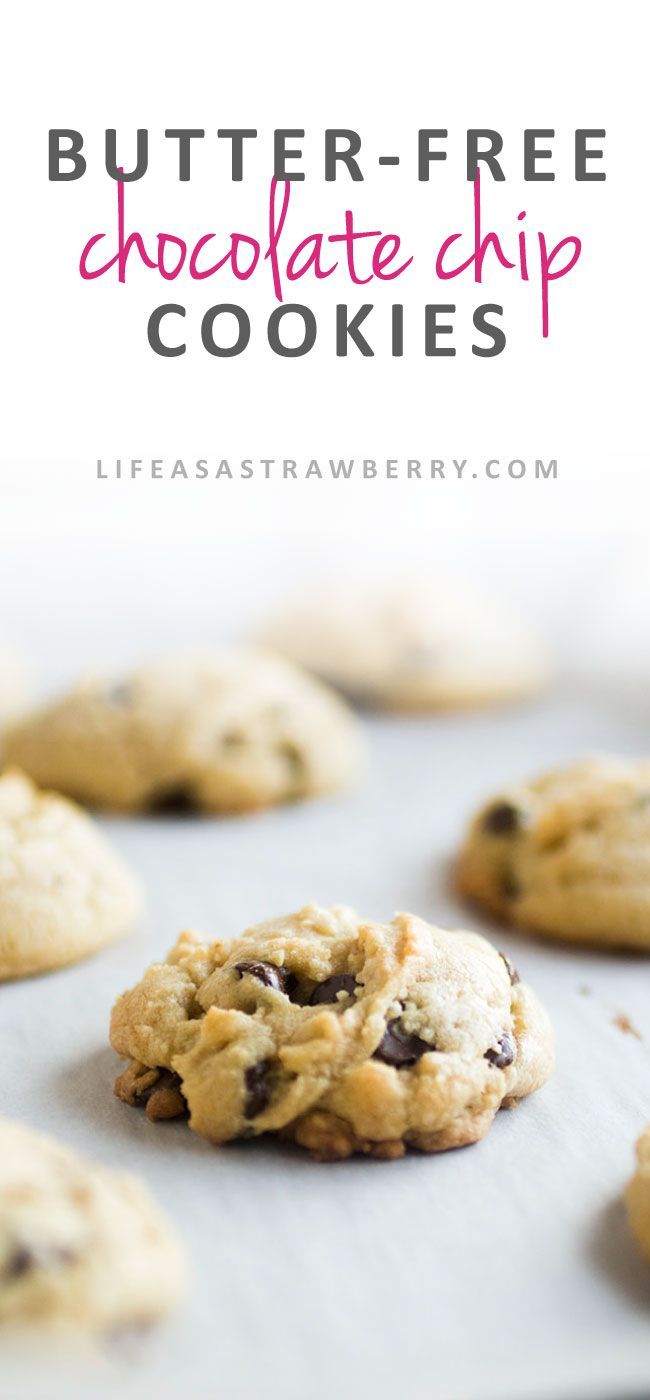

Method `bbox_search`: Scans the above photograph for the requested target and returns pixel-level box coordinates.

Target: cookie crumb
[612,1013,643,1041]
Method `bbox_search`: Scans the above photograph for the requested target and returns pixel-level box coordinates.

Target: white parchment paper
[2,692,650,1400]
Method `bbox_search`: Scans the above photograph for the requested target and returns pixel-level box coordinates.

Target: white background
[1,0,648,676]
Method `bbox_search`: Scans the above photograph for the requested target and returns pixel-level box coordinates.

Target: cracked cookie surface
[0,770,141,979]
[457,757,650,949]
[5,649,362,813]
[110,903,554,1161]
[259,579,548,711]
[0,1117,184,1331]
[626,1128,650,1263]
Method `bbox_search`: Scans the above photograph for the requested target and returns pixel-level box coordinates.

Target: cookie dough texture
[626,1128,650,1263]
[110,904,554,1161]
[258,579,548,711]
[457,757,650,949]
[0,770,141,979]
[5,649,362,813]
[0,1117,184,1331]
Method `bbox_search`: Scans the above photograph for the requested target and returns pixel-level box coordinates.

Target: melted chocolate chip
[482,801,524,836]
[373,1018,434,1068]
[235,961,296,997]
[499,952,520,985]
[484,1034,516,1069]
[244,1060,274,1118]
[309,974,358,1006]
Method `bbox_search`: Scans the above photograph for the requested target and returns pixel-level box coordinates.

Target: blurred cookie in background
[457,757,650,949]
[0,770,141,979]
[626,1129,650,1264]
[257,576,549,711]
[5,649,363,814]
[0,1117,185,1332]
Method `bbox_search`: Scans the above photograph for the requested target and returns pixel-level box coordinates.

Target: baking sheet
[2,690,650,1400]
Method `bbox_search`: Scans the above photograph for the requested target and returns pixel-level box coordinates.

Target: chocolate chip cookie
[0,769,141,979]
[110,903,554,1161]
[626,1128,650,1263]
[0,1117,184,1331]
[258,578,548,711]
[5,649,362,813]
[457,757,650,948]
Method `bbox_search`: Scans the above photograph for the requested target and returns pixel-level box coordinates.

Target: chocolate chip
[484,1034,516,1069]
[244,1060,274,1118]
[4,1246,35,1281]
[482,801,524,835]
[235,961,296,997]
[373,1018,434,1068]
[499,952,520,985]
[4,1244,76,1282]
[147,785,197,815]
[309,974,358,1006]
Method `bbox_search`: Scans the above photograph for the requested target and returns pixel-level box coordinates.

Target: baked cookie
[5,649,362,813]
[0,1117,184,1331]
[457,757,650,949]
[0,769,141,979]
[110,903,554,1161]
[626,1128,650,1263]
[258,578,548,711]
